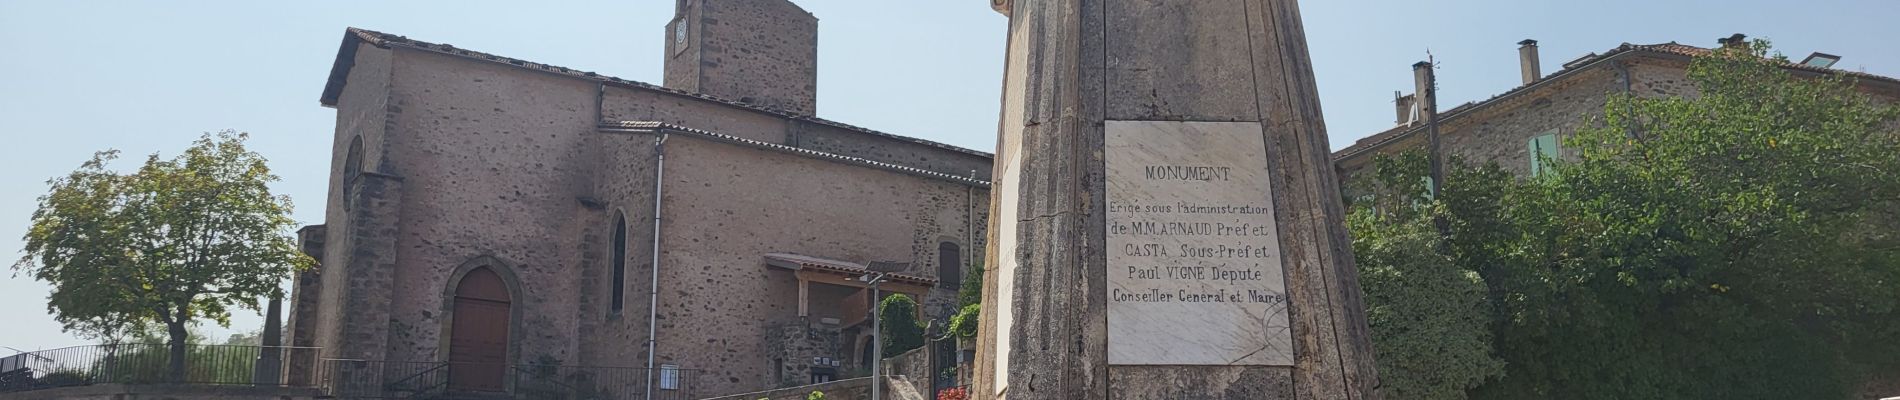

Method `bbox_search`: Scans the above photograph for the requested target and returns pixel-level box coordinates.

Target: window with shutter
[1529,131,1560,176]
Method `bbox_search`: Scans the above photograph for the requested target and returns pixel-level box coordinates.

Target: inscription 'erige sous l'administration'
[1104,120,1293,367]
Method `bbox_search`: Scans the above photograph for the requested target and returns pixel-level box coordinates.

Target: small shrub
[38,370,93,387]
[947,303,979,338]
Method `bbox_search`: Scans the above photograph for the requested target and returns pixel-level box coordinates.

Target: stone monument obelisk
[973,0,1379,398]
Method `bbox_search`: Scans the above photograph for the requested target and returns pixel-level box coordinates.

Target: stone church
[284,0,991,397]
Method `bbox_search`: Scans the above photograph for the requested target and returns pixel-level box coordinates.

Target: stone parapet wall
[880,345,933,398]
[698,376,923,400]
[765,318,846,388]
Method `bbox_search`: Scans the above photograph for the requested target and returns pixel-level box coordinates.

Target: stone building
[1333,34,1900,181]
[284,0,991,397]
[1329,34,1900,398]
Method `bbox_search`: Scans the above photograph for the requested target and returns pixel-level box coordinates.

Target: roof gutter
[599,122,992,188]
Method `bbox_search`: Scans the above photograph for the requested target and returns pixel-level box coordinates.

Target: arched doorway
[448,267,511,392]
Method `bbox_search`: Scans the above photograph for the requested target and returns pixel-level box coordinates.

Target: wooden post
[974,0,1379,398]
[798,276,810,317]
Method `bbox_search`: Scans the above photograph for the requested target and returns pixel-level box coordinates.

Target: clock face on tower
[671,18,689,56]
[674,20,687,45]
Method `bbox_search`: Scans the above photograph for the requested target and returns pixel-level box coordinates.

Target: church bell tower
[663,0,819,116]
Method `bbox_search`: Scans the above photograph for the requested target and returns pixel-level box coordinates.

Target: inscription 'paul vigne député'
[1103,120,1293,366]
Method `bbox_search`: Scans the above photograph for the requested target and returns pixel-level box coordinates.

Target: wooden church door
[449,267,511,392]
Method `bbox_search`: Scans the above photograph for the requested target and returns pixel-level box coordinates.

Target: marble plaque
[1105,120,1293,366]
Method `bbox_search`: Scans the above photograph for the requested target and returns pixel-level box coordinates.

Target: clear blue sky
[3,1,1897,350]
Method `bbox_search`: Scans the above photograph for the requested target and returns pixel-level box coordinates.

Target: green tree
[15,131,314,383]
[1471,40,1900,400]
[1350,40,1900,399]
[221,329,261,346]
[878,294,925,356]
[1347,151,1505,400]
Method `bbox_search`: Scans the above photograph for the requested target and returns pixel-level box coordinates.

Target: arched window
[939,242,962,290]
[611,214,628,314]
[342,136,364,210]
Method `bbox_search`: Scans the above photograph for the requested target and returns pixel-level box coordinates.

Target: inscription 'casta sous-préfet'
[1103,120,1293,366]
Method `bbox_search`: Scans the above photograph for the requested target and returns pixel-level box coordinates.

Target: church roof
[319,27,993,159]
[599,121,990,187]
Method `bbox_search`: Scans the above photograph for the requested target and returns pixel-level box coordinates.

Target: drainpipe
[966,170,977,273]
[871,283,881,400]
[643,134,669,400]
[1613,61,1640,140]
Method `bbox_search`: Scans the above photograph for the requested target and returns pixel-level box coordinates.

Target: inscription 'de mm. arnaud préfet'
[1104,120,1293,366]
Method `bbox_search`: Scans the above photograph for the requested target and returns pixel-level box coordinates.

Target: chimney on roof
[1518,39,1542,85]
[1717,33,1749,49]
[1394,92,1416,125]
[664,0,819,116]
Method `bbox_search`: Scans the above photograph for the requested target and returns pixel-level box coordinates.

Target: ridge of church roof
[320,27,993,160]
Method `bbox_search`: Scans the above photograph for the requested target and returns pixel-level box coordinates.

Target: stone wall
[301,23,993,400]
[310,39,403,364]
[880,345,933,398]
[764,318,846,388]
[634,136,985,395]
[376,45,602,367]
[284,225,325,385]
[1335,57,1630,182]
[699,376,925,400]
[573,76,992,397]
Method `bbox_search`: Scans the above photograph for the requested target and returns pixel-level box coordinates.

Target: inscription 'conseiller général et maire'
[1104,120,1293,366]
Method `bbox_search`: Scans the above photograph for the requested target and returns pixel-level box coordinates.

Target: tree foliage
[1353,41,1900,399]
[879,293,926,356]
[14,131,313,381]
[948,263,983,338]
[1347,152,1506,400]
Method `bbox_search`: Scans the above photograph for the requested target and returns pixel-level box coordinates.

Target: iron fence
[0,343,321,393]
[319,359,699,400]
[319,359,450,399]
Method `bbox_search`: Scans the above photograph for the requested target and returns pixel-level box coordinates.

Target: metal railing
[319,359,699,400]
[319,359,450,399]
[0,344,321,393]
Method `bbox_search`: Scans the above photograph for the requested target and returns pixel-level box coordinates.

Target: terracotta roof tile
[763,253,937,286]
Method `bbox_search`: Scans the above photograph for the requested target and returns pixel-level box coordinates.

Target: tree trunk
[167,321,188,383]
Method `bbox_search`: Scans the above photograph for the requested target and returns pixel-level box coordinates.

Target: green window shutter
[1529,131,1560,176]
